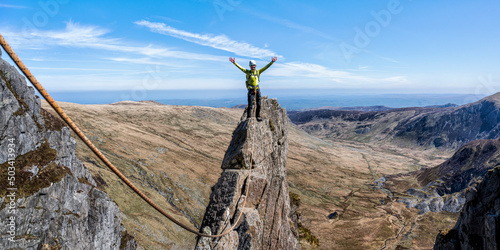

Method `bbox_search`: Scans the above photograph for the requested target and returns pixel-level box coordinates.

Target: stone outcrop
[433,166,500,249]
[196,97,299,249]
[0,56,136,249]
[397,183,466,214]
[387,138,500,214]
[417,138,500,195]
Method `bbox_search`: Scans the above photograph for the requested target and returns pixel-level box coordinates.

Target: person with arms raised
[229,56,277,121]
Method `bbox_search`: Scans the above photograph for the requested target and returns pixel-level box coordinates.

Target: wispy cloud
[150,16,183,23]
[268,62,407,85]
[4,21,226,62]
[29,67,130,72]
[106,57,190,67]
[3,20,407,91]
[0,4,27,8]
[135,20,278,59]
[241,10,341,42]
[34,21,116,45]
[239,9,400,64]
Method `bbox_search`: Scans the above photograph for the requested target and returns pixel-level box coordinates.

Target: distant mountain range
[289,93,500,150]
[292,103,458,112]
[50,90,481,111]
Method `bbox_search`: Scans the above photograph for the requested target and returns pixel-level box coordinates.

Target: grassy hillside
[42,100,457,249]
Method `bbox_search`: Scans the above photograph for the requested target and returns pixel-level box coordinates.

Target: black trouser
[247,89,261,118]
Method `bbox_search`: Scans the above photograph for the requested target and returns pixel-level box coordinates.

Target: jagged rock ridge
[196,97,299,249]
[434,166,500,249]
[0,56,136,249]
[384,138,500,214]
[289,93,500,150]
[417,138,500,195]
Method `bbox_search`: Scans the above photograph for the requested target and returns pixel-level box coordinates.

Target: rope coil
[0,33,256,238]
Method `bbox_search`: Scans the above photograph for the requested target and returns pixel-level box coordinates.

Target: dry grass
[41,100,458,249]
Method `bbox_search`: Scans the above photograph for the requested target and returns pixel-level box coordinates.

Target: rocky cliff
[289,93,500,150]
[393,95,500,149]
[196,97,299,249]
[417,138,500,195]
[433,166,500,249]
[383,138,500,214]
[0,55,136,249]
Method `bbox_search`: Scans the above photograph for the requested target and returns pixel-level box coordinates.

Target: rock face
[0,56,136,249]
[417,139,500,195]
[386,138,500,214]
[433,166,500,250]
[397,184,466,214]
[393,96,500,149]
[289,93,500,150]
[196,97,299,249]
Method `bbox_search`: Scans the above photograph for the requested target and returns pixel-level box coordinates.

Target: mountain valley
[40,98,468,249]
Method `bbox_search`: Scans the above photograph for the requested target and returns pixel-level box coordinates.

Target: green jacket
[233,61,274,90]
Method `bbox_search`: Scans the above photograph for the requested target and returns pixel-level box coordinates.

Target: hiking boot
[256,116,263,122]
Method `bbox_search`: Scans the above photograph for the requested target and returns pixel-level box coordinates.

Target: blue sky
[1,0,499,96]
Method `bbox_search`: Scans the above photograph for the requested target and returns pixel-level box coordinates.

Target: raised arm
[229,57,247,73]
[258,56,277,74]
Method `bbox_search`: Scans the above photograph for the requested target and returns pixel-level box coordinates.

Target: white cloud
[381,76,408,82]
[0,4,27,8]
[242,10,341,42]
[39,21,112,44]
[4,21,226,62]
[2,21,408,91]
[106,57,191,67]
[268,62,407,85]
[135,20,278,59]
[29,67,129,72]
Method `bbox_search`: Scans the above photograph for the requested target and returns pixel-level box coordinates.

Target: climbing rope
[0,33,256,238]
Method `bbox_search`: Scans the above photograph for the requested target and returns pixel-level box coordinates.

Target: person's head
[249,60,256,70]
